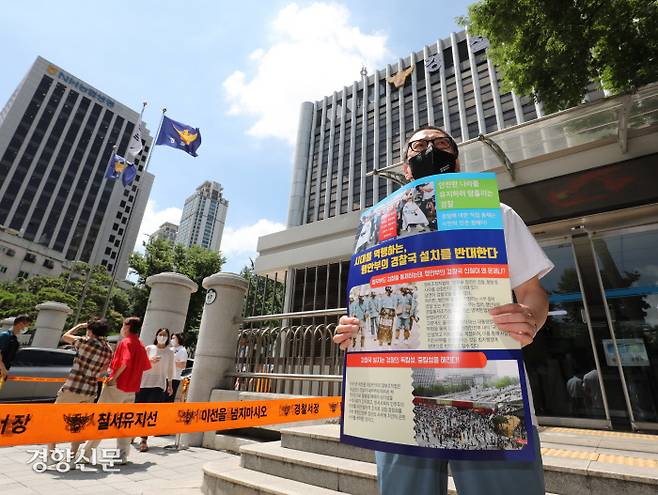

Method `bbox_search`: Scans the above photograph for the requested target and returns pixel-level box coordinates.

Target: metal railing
[231,308,346,396]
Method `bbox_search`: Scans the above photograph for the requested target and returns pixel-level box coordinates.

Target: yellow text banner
[0,396,343,447]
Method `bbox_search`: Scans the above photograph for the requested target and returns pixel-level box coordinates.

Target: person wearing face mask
[333,126,553,495]
[135,328,174,452]
[0,314,32,384]
[81,316,151,464]
[166,332,188,402]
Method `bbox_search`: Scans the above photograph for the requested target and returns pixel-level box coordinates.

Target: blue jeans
[376,427,545,495]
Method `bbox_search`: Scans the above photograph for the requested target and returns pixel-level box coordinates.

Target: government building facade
[255,30,658,432]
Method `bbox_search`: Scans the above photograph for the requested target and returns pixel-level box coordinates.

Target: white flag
[126,108,143,163]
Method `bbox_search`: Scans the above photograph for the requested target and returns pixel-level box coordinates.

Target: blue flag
[122,162,137,187]
[155,115,202,157]
[105,153,127,180]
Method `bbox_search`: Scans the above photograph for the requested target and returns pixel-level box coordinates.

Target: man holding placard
[334,126,553,495]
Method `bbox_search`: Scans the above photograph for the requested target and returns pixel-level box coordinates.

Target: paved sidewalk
[0,435,235,495]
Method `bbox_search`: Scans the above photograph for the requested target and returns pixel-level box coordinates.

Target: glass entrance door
[524,238,609,428]
[591,227,658,430]
[526,226,658,431]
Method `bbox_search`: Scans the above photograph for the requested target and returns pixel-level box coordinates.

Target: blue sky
[1,0,473,272]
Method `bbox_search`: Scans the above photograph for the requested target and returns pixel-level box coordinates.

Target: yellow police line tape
[0,396,343,447]
[5,376,70,383]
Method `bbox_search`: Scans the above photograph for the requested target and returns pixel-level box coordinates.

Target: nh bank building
[0,56,154,282]
[254,30,658,432]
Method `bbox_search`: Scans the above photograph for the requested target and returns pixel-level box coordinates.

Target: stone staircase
[201,425,658,495]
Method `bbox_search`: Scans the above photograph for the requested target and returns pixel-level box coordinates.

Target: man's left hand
[489,303,538,347]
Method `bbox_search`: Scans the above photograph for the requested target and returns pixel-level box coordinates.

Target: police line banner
[342,172,536,461]
[0,396,342,447]
[5,376,69,383]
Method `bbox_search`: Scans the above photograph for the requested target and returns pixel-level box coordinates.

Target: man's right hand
[332,316,359,350]
[0,366,8,381]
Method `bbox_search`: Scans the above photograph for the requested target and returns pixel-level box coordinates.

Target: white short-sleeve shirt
[502,203,554,289]
[140,345,175,390]
[501,203,554,425]
[172,345,189,380]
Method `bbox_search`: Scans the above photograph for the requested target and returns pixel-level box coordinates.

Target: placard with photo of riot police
[341,172,536,461]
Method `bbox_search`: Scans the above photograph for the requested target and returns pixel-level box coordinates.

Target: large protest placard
[341,172,536,461]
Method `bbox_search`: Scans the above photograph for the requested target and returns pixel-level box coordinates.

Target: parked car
[181,358,194,378]
[0,349,193,403]
[0,347,75,403]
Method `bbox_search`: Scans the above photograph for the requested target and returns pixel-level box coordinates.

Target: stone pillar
[184,272,248,446]
[140,272,198,345]
[32,301,72,348]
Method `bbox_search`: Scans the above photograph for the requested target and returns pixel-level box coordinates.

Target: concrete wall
[0,230,67,282]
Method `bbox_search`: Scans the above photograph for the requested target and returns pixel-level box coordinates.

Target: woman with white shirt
[135,327,174,452]
[167,332,188,402]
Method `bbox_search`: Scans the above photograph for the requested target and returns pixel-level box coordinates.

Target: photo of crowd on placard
[411,361,527,451]
[347,283,421,350]
[354,180,438,253]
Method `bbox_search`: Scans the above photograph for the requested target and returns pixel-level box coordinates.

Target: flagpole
[101,106,167,319]
[142,107,166,174]
[75,143,117,320]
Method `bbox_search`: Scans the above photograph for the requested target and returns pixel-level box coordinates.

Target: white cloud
[249,48,265,61]
[221,218,286,256]
[220,219,286,273]
[223,2,390,145]
[134,200,182,253]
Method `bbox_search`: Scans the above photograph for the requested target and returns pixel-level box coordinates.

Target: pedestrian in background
[82,316,151,464]
[0,314,32,385]
[167,332,188,402]
[136,327,174,452]
[47,319,112,463]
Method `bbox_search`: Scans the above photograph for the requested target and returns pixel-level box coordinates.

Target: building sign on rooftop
[46,64,115,109]
[387,65,414,89]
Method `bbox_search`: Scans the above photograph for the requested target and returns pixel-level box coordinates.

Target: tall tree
[0,262,130,333]
[240,259,285,318]
[460,0,658,113]
[128,238,226,331]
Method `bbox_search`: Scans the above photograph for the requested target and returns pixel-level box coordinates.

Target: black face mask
[408,147,457,179]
